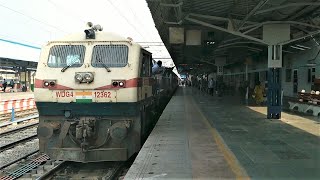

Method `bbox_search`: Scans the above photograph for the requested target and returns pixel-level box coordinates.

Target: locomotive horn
[87,22,93,27]
[84,29,95,39]
[93,24,103,31]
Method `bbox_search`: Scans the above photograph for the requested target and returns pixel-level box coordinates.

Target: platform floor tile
[125,89,237,179]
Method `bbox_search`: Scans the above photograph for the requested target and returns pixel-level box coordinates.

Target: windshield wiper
[98,60,111,72]
[61,63,77,72]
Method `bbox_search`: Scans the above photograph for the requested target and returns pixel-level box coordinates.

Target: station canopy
[146,0,320,67]
[0,40,40,71]
[0,57,38,71]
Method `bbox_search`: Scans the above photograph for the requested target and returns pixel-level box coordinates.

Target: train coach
[34,23,178,162]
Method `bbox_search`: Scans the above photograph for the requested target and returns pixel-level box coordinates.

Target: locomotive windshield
[47,45,85,68]
[91,45,128,67]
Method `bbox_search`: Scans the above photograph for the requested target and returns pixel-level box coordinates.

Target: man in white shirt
[152,61,163,74]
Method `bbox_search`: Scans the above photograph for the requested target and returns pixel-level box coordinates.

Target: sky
[0,0,174,68]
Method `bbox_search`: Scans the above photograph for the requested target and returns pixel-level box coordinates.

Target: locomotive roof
[50,31,139,45]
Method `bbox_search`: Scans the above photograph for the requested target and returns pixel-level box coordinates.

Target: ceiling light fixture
[290,45,305,51]
[296,44,311,49]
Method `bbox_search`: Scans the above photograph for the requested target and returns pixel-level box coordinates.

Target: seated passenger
[152,60,163,74]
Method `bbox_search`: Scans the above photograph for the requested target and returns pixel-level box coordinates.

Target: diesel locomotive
[34,23,178,162]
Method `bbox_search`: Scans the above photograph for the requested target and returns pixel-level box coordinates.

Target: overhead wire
[47,0,87,25]
[123,0,171,60]
[123,0,154,41]
[95,0,171,61]
[106,0,146,41]
[0,3,68,33]
[0,33,42,47]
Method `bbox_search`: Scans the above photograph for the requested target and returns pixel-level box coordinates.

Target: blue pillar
[263,24,289,119]
[11,107,15,121]
[267,68,281,119]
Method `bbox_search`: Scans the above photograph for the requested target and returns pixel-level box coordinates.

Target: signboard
[169,27,184,44]
[186,30,201,45]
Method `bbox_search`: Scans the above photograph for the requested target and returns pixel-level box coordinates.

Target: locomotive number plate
[55,90,74,98]
[92,90,116,102]
[54,90,116,103]
[55,90,75,102]
[93,91,112,98]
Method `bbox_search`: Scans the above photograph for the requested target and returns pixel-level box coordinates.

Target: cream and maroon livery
[35,30,178,162]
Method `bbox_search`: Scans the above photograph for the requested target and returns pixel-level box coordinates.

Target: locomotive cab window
[47,45,85,67]
[91,45,128,67]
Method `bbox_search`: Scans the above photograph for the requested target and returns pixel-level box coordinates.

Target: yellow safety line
[189,97,250,180]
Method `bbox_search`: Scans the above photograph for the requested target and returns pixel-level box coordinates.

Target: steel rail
[0,122,38,136]
[0,115,39,128]
[0,135,38,153]
[0,150,39,170]
[0,154,50,180]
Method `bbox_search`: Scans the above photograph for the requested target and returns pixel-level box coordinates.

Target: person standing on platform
[239,82,246,104]
[253,81,264,105]
[2,79,7,92]
[199,79,202,92]
[10,79,14,88]
[208,78,214,96]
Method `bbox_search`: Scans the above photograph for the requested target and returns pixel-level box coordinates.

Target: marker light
[112,81,118,87]
[119,81,125,87]
[49,81,56,87]
[44,81,49,87]
[112,80,126,88]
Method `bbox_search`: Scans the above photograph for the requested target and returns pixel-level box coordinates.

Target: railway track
[0,109,38,122]
[41,161,125,180]
[0,123,38,152]
[0,116,39,171]
[0,153,58,180]
[0,138,39,169]
[0,114,39,133]
[1,155,131,180]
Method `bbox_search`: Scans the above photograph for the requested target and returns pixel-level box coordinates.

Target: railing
[0,98,36,115]
[286,93,320,116]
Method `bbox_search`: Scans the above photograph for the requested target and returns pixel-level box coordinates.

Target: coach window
[92,45,128,67]
[293,69,298,94]
[308,67,316,83]
[285,69,292,82]
[48,45,85,67]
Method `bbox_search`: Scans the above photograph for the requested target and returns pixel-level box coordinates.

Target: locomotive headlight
[119,81,125,87]
[84,73,94,83]
[75,73,83,82]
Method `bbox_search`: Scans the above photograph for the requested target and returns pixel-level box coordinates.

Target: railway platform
[0,92,34,101]
[125,87,320,179]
